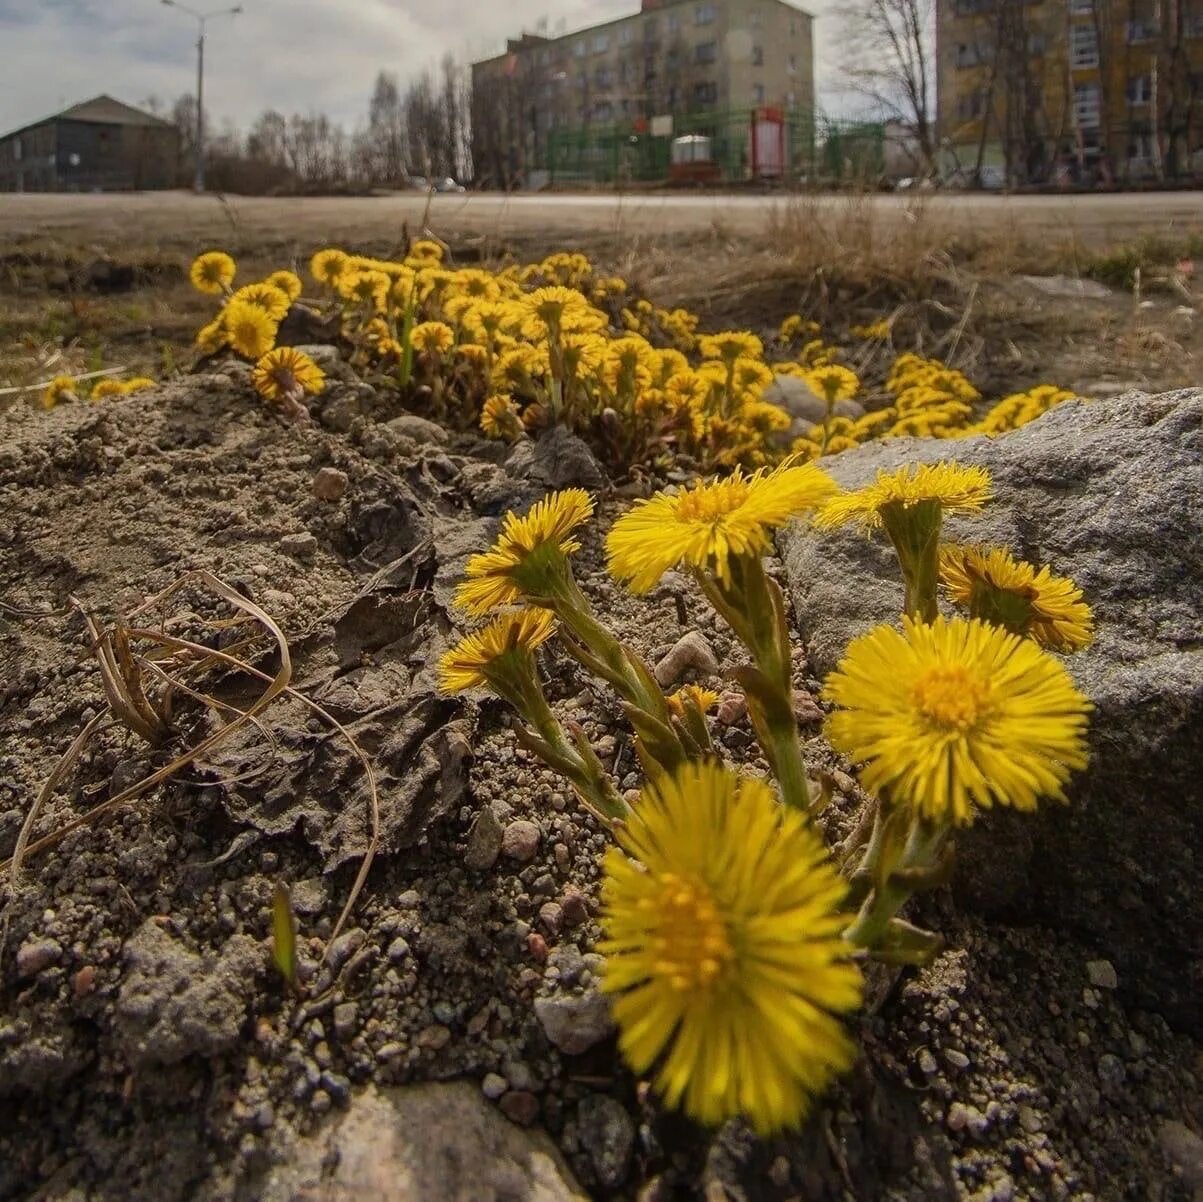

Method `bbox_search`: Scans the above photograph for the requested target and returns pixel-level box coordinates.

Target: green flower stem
[843,814,949,952]
[882,500,942,623]
[699,555,814,813]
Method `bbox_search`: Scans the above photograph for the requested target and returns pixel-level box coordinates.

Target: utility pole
[161,0,243,192]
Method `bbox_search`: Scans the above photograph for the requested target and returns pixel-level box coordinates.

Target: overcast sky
[0,0,846,136]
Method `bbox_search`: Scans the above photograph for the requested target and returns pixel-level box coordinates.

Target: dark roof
[0,95,173,143]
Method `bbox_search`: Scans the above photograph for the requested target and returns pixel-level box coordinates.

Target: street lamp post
[161,0,242,192]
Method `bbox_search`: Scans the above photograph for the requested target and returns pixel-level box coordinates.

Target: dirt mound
[0,380,1198,1201]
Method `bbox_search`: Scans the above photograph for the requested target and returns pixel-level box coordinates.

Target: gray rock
[764,374,864,425]
[508,425,606,495]
[779,391,1203,1033]
[114,921,262,1066]
[1086,959,1118,990]
[576,1095,635,1189]
[15,938,62,978]
[1021,274,1113,299]
[1159,1120,1203,1190]
[653,630,720,687]
[387,413,450,445]
[465,804,504,871]
[312,466,349,501]
[257,1082,586,1200]
[280,532,318,561]
[534,989,615,1055]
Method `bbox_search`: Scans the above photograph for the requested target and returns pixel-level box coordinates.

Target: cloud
[0,0,847,138]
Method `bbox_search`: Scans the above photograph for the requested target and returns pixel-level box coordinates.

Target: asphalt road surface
[1,188,1199,248]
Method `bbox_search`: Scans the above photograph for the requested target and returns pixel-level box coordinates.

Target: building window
[537,49,549,65]
[1068,0,1093,13]
[694,80,718,103]
[695,41,717,64]
[1126,18,1155,42]
[753,83,765,102]
[787,90,796,106]
[619,25,634,45]
[1190,13,1203,36]
[750,7,762,25]
[752,45,764,65]
[696,4,717,26]
[1074,82,1101,127]
[593,33,610,53]
[788,53,797,74]
[1070,22,1099,68]
[595,101,613,121]
[644,17,658,41]
[956,90,987,121]
[595,66,614,88]
[1127,74,1151,103]
[12,137,21,162]
[1028,31,1047,55]
[668,12,680,31]
[956,42,993,67]
[574,41,586,57]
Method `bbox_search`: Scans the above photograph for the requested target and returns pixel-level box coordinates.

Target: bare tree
[839,0,937,174]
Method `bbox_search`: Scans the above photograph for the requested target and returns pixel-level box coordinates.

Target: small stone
[1018,1105,1043,1134]
[387,414,450,445]
[16,938,62,978]
[1086,959,1118,990]
[387,937,410,962]
[312,467,348,501]
[553,843,572,873]
[1159,1120,1203,1189]
[917,1048,938,1075]
[465,805,504,871]
[945,1049,970,1070]
[417,1024,452,1051]
[499,1090,540,1126]
[946,1102,972,1133]
[526,933,549,962]
[72,965,97,998]
[310,1089,332,1115]
[537,902,563,936]
[280,532,318,561]
[768,1156,791,1187]
[534,989,615,1055]
[482,1073,509,1100]
[577,1094,636,1189]
[1097,1052,1126,1097]
[560,889,589,929]
[653,631,719,687]
[502,819,541,862]
[791,689,823,724]
[716,691,747,725]
[375,1042,405,1063]
[332,1002,358,1040]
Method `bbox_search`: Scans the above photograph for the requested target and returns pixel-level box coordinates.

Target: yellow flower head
[606,459,837,593]
[408,238,446,264]
[311,248,350,288]
[939,545,1094,652]
[456,489,595,616]
[266,270,303,302]
[223,299,279,361]
[480,394,524,442]
[338,269,391,310]
[231,282,292,322]
[824,615,1091,825]
[251,347,326,404]
[195,317,227,355]
[190,251,236,295]
[90,379,126,400]
[42,375,78,408]
[699,330,764,364]
[806,364,859,404]
[121,377,156,394]
[438,608,557,694]
[816,462,992,532]
[600,760,862,1135]
[665,685,721,718]
[410,321,455,354]
[520,285,607,340]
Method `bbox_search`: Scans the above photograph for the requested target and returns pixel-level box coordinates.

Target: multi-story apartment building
[937,0,1203,184]
[471,0,815,186]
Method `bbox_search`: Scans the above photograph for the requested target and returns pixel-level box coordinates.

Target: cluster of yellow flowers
[182,245,1077,469]
[41,374,156,409]
[439,457,1093,1137]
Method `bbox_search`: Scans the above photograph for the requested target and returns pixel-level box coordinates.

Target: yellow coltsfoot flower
[42,375,79,408]
[310,248,350,288]
[600,760,863,1135]
[252,347,326,406]
[190,251,236,294]
[606,459,837,593]
[816,462,993,533]
[223,300,279,360]
[939,545,1094,652]
[266,270,303,302]
[665,685,721,718]
[480,394,524,443]
[806,364,859,405]
[823,615,1091,825]
[698,330,763,363]
[410,321,455,354]
[90,379,127,400]
[231,282,292,321]
[456,489,595,616]
[438,608,557,694]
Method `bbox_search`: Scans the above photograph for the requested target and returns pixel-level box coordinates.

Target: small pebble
[502,820,541,862]
[560,889,589,928]
[499,1090,540,1126]
[918,1048,938,1075]
[465,806,504,871]
[332,1002,358,1040]
[482,1073,509,1100]
[16,939,62,978]
[312,467,348,500]
[1086,959,1118,990]
[417,1024,452,1051]
[945,1049,970,1070]
[310,1089,332,1115]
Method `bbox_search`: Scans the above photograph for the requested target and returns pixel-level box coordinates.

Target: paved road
[1,189,1198,248]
